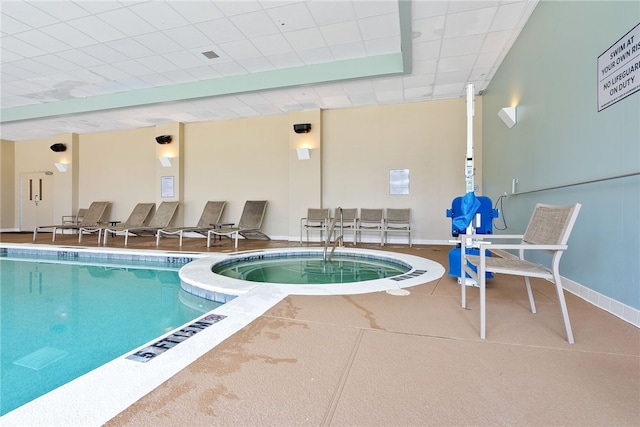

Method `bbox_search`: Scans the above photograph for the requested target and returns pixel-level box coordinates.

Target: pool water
[0,257,220,416]
[212,254,411,284]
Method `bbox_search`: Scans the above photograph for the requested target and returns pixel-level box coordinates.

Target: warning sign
[597,23,640,111]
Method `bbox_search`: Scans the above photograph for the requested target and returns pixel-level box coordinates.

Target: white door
[21,172,53,231]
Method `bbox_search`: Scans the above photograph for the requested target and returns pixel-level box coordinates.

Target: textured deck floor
[2,232,639,426]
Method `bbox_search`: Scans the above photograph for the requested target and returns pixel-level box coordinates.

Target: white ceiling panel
[0,0,539,141]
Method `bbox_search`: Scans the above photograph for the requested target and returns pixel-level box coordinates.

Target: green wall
[482,1,640,310]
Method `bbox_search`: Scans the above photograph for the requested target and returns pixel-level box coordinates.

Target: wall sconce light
[293,123,311,134]
[497,107,517,128]
[158,156,173,167]
[156,135,172,144]
[54,162,69,172]
[296,147,310,160]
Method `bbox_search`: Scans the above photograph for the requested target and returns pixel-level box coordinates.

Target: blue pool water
[0,255,220,416]
[212,253,411,284]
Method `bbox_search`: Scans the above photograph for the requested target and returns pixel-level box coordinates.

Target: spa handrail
[323,207,344,262]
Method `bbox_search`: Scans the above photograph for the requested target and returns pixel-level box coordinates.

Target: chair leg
[479,249,487,340]
[207,232,212,248]
[179,231,183,247]
[524,276,537,314]
[553,271,574,344]
[156,231,161,246]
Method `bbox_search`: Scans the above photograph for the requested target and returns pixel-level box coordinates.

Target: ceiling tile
[266,2,316,32]
[321,21,362,46]
[168,1,224,23]
[444,7,497,38]
[195,18,245,44]
[67,15,126,43]
[283,27,326,51]
[231,10,279,38]
[307,1,356,25]
[252,33,294,56]
[97,8,157,37]
[129,1,190,30]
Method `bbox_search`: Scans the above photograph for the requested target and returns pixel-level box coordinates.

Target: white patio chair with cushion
[300,208,330,244]
[384,208,411,247]
[460,203,582,344]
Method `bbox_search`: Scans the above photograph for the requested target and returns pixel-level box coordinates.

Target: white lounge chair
[79,203,154,244]
[33,201,110,241]
[103,201,178,246]
[156,201,226,246]
[207,200,269,249]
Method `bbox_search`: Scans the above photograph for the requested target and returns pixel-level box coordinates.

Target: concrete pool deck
[1,233,638,426]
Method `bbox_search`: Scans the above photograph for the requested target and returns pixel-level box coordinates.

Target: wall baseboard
[562,277,639,328]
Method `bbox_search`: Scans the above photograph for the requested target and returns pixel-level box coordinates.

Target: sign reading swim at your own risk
[597,23,640,111]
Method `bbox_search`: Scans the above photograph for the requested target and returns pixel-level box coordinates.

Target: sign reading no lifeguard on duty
[597,23,640,111]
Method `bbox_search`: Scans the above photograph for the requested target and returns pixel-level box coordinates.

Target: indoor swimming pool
[0,253,220,416]
[1,244,445,425]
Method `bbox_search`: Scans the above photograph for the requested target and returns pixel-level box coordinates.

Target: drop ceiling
[0,0,538,142]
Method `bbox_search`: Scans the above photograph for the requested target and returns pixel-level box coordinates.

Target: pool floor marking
[390,269,428,281]
[14,347,69,370]
[126,314,227,363]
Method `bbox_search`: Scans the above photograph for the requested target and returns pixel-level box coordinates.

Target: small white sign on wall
[389,169,409,195]
[161,176,174,198]
[597,23,640,111]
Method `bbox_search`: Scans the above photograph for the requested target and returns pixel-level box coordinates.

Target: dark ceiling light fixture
[155,135,172,144]
[202,51,219,59]
[293,123,312,134]
[50,143,67,152]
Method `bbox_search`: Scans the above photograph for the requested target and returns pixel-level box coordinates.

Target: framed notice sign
[161,176,174,198]
[389,169,409,195]
[597,23,640,111]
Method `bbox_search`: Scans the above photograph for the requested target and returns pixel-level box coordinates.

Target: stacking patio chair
[156,201,226,246]
[103,201,178,246]
[460,203,582,344]
[79,202,155,244]
[300,208,330,244]
[207,200,269,249]
[33,201,110,241]
[384,208,412,247]
[356,208,384,246]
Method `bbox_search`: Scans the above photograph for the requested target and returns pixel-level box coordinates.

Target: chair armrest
[468,234,524,240]
[475,242,568,251]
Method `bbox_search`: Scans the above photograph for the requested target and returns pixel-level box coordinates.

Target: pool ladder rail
[323,207,345,262]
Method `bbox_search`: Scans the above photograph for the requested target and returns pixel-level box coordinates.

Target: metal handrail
[323,207,344,262]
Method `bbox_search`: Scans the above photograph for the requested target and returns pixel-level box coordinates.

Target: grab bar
[323,207,344,262]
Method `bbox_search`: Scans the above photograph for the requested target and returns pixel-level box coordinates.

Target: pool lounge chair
[33,201,110,241]
[79,202,155,244]
[103,201,179,246]
[156,201,226,246]
[206,200,269,249]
